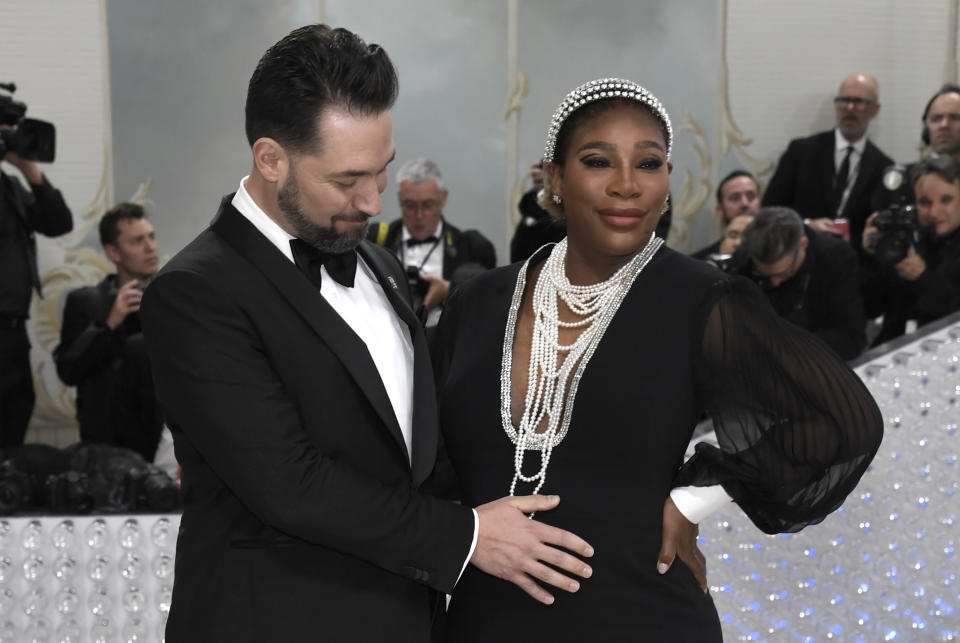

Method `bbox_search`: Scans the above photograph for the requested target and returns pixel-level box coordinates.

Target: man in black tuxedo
[763,73,893,252]
[141,25,593,642]
[368,157,496,328]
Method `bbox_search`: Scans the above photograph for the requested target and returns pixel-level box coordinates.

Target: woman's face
[549,102,671,261]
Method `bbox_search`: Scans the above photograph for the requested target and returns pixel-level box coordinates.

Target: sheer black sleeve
[674,277,883,534]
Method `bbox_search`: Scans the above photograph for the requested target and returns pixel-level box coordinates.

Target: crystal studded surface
[703,321,960,642]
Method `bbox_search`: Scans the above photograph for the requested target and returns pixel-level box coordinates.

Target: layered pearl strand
[501,235,663,504]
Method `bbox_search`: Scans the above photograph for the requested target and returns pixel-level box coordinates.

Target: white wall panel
[726,0,953,182]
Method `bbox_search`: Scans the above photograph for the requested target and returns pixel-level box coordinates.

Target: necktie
[405,235,438,247]
[833,146,854,213]
[289,238,358,288]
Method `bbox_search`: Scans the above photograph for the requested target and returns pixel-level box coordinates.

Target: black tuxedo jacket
[368,218,496,280]
[763,129,893,250]
[141,197,474,642]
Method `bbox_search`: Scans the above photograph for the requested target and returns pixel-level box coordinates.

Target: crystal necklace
[501,234,663,499]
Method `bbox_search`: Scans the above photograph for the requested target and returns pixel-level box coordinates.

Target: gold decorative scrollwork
[667,109,712,250]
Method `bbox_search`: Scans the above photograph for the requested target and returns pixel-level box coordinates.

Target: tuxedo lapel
[209,198,408,459]
[358,243,439,485]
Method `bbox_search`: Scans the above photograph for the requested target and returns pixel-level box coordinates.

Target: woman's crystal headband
[542,78,673,163]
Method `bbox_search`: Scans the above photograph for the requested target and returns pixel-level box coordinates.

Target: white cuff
[454,509,479,586]
[669,484,733,524]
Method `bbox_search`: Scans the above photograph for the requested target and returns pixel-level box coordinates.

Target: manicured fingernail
[582,566,592,578]
[584,546,594,557]
[547,495,559,502]
[545,595,555,605]
[569,580,580,591]
[657,562,669,574]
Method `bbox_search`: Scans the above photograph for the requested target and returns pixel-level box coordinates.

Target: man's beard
[277,169,368,254]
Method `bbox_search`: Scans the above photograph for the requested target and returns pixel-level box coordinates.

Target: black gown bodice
[434,245,882,642]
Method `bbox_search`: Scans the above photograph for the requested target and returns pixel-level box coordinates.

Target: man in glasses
[764,73,893,253]
[368,157,495,328]
[734,206,867,360]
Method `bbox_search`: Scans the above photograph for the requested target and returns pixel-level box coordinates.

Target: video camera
[0,82,56,162]
[872,166,920,266]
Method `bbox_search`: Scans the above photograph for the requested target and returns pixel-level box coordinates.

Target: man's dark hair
[921,83,960,145]
[740,206,804,264]
[910,154,960,186]
[99,202,146,247]
[715,170,758,203]
[245,24,398,154]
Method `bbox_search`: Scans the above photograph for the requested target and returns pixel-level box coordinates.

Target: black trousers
[0,324,35,447]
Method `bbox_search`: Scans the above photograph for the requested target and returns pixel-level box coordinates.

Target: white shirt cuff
[455,508,479,586]
[669,484,732,524]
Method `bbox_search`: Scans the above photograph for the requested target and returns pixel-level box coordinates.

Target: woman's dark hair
[245,24,398,154]
[551,98,670,167]
[910,155,960,186]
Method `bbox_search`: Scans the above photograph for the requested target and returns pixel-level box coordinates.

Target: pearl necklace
[501,235,663,501]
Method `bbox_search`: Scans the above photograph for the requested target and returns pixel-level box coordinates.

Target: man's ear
[799,235,809,251]
[104,243,121,264]
[252,138,288,184]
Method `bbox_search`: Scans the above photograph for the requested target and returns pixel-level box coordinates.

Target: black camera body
[0,461,36,515]
[121,465,180,512]
[0,82,56,162]
[873,203,919,266]
[706,253,738,274]
[45,471,94,514]
[405,265,430,299]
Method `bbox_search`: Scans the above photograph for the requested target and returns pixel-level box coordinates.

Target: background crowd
[1,70,959,507]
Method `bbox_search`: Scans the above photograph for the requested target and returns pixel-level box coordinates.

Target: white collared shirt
[398,221,445,327]
[834,128,868,216]
[231,177,478,581]
[231,177,415,462]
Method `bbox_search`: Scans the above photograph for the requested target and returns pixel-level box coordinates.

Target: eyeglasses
[400,199,442,214]
[834,96,876,109]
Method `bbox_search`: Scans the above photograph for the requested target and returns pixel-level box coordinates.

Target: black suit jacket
[141,197,474,642]
[368,218,496,279]
[763,130,893,250]
[736,228,867,360]
[54,275,145,444]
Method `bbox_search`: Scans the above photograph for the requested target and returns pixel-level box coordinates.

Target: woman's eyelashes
[578,154,664,170]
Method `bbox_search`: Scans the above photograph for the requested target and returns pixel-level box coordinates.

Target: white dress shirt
[834,128,867,216]
[231,177,478,579]
[398,221,445,327]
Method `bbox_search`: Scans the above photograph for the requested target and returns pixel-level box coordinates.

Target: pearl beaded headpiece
[542,78,673,163]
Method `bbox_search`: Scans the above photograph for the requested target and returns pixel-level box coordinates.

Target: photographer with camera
[54,203,162,455]
[862,156,960,344]
[735,206,867,360]
[367,157,496,329]
[0,83,73,448]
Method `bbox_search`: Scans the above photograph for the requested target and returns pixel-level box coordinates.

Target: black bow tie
[405,235,439,247]
[289,239,358,288]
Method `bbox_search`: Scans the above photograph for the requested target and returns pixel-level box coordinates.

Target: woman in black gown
[435,79,883,641]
